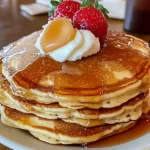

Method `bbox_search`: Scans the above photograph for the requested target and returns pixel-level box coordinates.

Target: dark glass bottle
[124,0,150,34]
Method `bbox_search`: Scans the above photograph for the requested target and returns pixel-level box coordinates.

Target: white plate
[0,121,150,150]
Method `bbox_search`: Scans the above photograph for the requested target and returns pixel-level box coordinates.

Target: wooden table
[0,0,150,149]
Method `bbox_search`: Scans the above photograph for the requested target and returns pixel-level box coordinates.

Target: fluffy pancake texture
[0,105,136,144]
[0,31,150,144]
[2,31,150,106]
[0,82,145,127]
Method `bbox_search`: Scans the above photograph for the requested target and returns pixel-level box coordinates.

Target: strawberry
[49,0,80,21]
[48,0,109,45]
[73,0,109,45]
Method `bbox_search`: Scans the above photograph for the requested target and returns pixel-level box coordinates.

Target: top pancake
[1,31,150,101]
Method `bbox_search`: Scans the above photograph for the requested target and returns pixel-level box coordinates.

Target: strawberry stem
[48,6,55,16]
[51,0,60,6]
[95,0,109,18]
[81,0,109,18]
[81,0,93,8]
[48,0,109,18]
[48,0,62,16]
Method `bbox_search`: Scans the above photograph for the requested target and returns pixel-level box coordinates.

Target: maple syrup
[11,32,149,95]
[87,118,150,148]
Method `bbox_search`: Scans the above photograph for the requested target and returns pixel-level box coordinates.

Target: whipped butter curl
[35,18,100,62]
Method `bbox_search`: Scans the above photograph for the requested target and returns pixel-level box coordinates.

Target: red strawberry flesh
[73,7,108,45]
[53,1,80,20]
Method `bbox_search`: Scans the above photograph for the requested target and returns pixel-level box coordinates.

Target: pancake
[0,72,146,127]
[0,86,144,127]
[0,29,150,145]
[1,31,150,109]
[63,105,142,127]
[2,73,147,109]
[0,72,146,125]
[0,105,136,144]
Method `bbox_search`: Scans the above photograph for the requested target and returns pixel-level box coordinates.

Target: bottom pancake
[0,105,136,144]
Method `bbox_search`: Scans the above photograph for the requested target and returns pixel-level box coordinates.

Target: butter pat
[35,18,100,62]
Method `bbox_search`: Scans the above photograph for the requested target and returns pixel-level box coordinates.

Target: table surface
[0,0,150,149]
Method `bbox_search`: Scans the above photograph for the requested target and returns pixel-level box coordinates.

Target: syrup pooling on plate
[87,118,150,148]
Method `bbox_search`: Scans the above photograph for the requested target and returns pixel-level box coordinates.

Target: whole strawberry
[49,0,80,21]
[73,0,109,45]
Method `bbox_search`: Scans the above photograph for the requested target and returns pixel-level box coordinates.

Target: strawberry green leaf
[49,0,60,16]
[94,0,99,8]
[48,7,55,16]
[51,0,60,6]
[81,0,109,18]
[94,0,109,18]
[81,0,93,8]
[97,4,109,18]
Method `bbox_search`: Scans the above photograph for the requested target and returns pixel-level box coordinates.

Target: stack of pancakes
[0,31,150,144]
